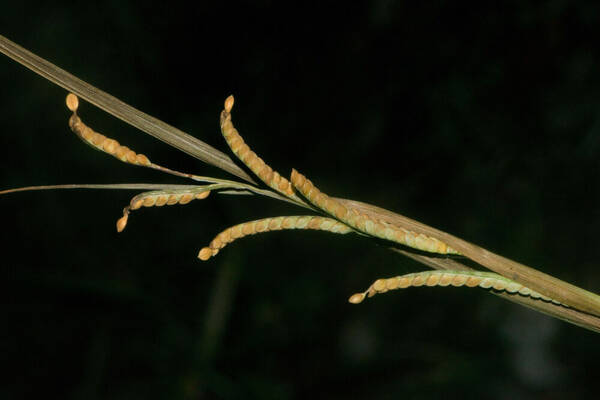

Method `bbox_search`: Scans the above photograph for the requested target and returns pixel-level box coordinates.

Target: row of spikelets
[348,270,565,306]
[67,93,214,233]
[65,93,563,307]
[217,95,460,255]
[67,94,151,166]
[66,93,459,257]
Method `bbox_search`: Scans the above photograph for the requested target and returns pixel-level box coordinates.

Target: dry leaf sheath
[2,34,600,333]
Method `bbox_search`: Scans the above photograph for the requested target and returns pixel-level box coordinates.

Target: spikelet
[116,208,129,233]
[116,188,211,232]
[198,215,353,260]
[220,95,301,201]
[66,93,151,167]
[290,169,459,255]
[348,270,564,305]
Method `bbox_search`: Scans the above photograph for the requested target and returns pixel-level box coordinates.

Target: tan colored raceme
[220,95,301,201]
[290,169,459,255]
[116,189,211,232]
[348,270,564,305]
[66,93,151,166]
[128,189,211,210]
[198,215,353,260]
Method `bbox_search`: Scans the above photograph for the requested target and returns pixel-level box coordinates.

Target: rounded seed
[243,150,256,164]
[354,215,367,232]
[258,165,272,182]
[224,95,235,113]
[307,217,321,229]
[438,274,453,287]
[136,154,150,166]
[505,282,521,294]
[364,219,375,234]
[228,136,242,150]
[131,199,143,210]
[279,180,290,193]
[348,293,365,304]
[291,169,304,187]
[373,279,387,292]
[295,216,310,229]
[195,191,210,200]
[479,278,493,289]
[465,277,481,287]
[492,280,506,291]
[115,146,128,160]
[242,222,255,235]
[271,172,281,187]
[237,144,250,159]
[142,197,156,207]
[451,275,468,287]
[81,126,94,141]
[116,214,128,232]
[384,227,396,241]
[210,237,223,249]
[68,115,79,130]
[247,156,262,171]
[66,93,79,112]
[519,287,531,296]
[102,138,118,154]
[126,150,137,164]
[412,274,426,287]
[198,247,213,261]
[91,132,105,146]
[231,225,243,239]
[426,238,439,253]
[332,222,351,233]
[315,193,327,208]
[166,195,179,205]
[320,219,333,230]
[333,204,347,220]
[373,223,386,238]
[386,278,399,290]
[398,277,411,288]
[425,274,440,286]
[437,242,448,254]
[154,195,168,206]
[281,217,293,229]
[255,219,268,232]
[414,234,428,251]
[179,194,194,204]
[301,180,313,195]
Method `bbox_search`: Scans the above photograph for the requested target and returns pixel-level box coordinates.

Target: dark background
[2,1,600,399]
